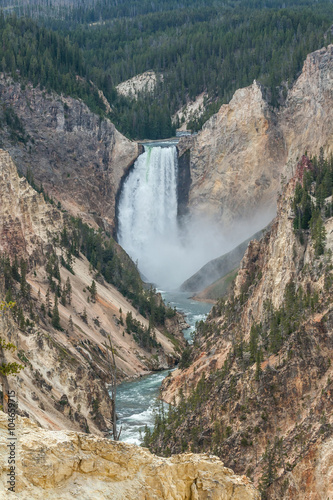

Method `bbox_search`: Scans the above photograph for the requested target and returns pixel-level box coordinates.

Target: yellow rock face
[0,411,260,500]
[180,45,333,232]
[182,80,285,230]
[0,150,183,436]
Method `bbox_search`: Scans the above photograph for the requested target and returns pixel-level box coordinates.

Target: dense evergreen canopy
[1,1,333,138]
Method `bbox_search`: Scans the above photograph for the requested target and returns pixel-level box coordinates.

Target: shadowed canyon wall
[0,75,139,233]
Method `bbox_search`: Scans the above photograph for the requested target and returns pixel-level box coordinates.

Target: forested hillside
[0,13,105,114]
[68,1,333,137]
[1,0,333,138]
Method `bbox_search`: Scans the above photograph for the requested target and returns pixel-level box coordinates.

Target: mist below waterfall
[117,144,270,290]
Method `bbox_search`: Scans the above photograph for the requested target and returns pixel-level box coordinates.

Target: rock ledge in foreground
[0,411,259,499]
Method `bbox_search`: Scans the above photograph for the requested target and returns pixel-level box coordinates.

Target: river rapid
[116,291,212,445]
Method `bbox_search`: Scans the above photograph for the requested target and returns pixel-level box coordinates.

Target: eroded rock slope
[0,75,139,232]
[151,156,333,499]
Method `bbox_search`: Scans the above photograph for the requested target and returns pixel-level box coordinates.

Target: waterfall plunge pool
[117,143,230,290]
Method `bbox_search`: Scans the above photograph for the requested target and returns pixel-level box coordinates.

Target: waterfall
[117,143,231,290]
[118,145,180,287]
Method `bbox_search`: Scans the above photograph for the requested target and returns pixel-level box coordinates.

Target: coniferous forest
[1,0,333,138]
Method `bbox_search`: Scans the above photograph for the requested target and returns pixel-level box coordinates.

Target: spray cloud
[117,144,274,290]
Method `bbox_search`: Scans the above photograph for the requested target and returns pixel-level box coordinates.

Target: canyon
[0,149,183,435]
[0,43,333,500]
[0,46,332,242]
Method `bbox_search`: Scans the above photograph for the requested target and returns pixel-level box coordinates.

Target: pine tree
[17,307,25,331]
[90,280,97,302]
[46,288,51,315]
[52,295,61,330]
[20,259,28,298]
[249,324,259,363]
[311,211,326,257]
[0,301,24,412]
[255,349,262,381]
[65,277,72,304]
[66,250,74,273]
[82,307,88,324]
[61,286,67,306]
[11,256,20,282]
[259,439,278,499]
[68,315,74,332]
[60,226,69,248]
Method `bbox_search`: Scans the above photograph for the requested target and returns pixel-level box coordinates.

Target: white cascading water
[118,145,180,288]
[117,143,275,444]
[117,143,260,289]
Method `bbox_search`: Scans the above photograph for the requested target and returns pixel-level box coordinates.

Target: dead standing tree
[105,334,121,440]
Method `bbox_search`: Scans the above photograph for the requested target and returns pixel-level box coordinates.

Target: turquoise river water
[116,291,212,445]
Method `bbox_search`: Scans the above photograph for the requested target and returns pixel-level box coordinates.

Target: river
[116,291,212,445]
[116,139,215,444]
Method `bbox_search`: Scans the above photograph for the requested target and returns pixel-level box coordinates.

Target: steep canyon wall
[0,76,139,233]
[0,45,332,237]
[179,44,333,230]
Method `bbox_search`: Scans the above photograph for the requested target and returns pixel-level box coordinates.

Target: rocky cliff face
[179,45,333,229]
[0,150,182,435]
[155,156,333,498]
[282,45,333,165]
[0,75,139,232]
[173,92,208,131]
[0,149,63,260]
[178,81,285,229]
[116,70,161,99]
[0,411,260,500]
